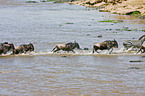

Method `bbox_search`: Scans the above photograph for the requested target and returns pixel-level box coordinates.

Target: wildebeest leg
[92,49,99,53]
[52,46,61,53]
[93,49,99,53]
[123,47,127,51]
[96,50,99,53]
[92,49,95,53]
[109,49,113,54]
[123,46,129,51]
[54,49,60,52]
[137,47,142,53]
[142,48,145,53]
[67,49,75,53]
[3,49,9,54]
[92,46,99,54]
[71,50,75,53]
[51,46,56,52]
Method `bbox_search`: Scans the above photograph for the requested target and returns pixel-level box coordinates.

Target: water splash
[0,48,144,57]
[25,48,144,56]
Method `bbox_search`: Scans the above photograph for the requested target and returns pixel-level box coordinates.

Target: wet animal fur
[92,39,118,54]
[14,43,34,54]
[52,42,80,53]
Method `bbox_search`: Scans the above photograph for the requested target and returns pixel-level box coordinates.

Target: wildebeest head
[104,39,118,48]
[74,41,80,49]
[28,43,34,51]
[66,41,80,49]
[2,43,15,54]
[21,43,34,52]
[111,39,118,48]
[9,43,15,51]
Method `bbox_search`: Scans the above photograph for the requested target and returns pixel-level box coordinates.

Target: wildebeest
[92,39,118,54]
[52,41,80,53]
[0,42,15,55]
[13,43,34,54]
[123,35,145,53]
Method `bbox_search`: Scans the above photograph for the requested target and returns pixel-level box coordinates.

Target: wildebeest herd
[1,35,145,55]
[52,35,145,54]
[0,42,34,55]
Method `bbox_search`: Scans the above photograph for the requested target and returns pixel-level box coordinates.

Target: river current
[0,1,145,95]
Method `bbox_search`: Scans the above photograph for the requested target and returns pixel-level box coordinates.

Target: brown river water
[0,1,145,95]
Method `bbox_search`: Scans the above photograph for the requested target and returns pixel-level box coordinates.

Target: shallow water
[0,1,145,95]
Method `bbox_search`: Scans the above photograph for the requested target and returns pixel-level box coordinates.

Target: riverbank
[69,0,145,19]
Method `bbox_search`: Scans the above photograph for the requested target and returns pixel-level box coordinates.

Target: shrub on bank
[25,1,38,3]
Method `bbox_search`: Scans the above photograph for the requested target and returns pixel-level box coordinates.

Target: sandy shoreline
[69,0,145,18]
[1,0,145,17]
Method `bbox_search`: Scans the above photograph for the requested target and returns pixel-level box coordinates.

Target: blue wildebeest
[92,39,118,54]
[52,41,80,53]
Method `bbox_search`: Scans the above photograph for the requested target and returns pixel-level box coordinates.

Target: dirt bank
[69,0,145,18]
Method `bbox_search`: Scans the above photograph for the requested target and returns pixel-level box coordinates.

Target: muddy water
[0,1,145,95]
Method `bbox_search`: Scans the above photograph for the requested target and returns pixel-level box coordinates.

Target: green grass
[41,1,47,2]
[65,22,74,24]
[98,20,115,22]
[125,11,141,15]
[25,1,38,3]
[98,20,123,23]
